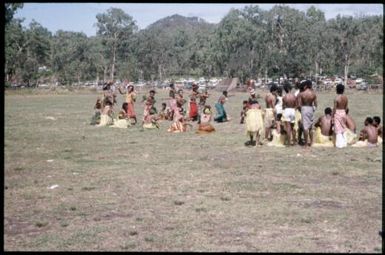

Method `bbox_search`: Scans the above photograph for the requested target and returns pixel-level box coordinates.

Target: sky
[14,3,384,37]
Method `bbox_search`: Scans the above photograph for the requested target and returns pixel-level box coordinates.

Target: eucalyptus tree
[96,7,138,81]
[5,18,27,84]
[51,30,89,85]
[5,3,23,25]
[328,15,360,85]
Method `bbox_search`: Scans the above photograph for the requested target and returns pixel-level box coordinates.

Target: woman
[111,102,131,128]
[119,84,137,125]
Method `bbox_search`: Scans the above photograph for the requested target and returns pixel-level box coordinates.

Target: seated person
[214,95,229,122]
[352,117,379,147]
[142,98,159,129]
[245,97,264,146]
[158,102,168,121]
[97,97,114,127]
[168,107,191,133]
[197,105,216,134]
[373,116,383,144]
[90,98,102,125]
[344,108,358,145]
[313,107,334,147]
[111,102,131,128]
[267,113,287,147]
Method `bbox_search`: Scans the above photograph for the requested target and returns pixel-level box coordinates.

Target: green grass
[4,88,383,252]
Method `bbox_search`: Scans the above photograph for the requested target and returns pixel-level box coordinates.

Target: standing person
[188,96,199,121]
[214,95,229,122]
[298,80,317,147]
[244,94,264,146]
[264,84,277,141]
[168,89,177,121]
[282,83,297,146]
[274,86,283,119]
[176,89,186,116]
[313,107,334,147]
[118,84,137,125]
[240,100,249,124]
[197,89,209,124]
[332,84,348,148]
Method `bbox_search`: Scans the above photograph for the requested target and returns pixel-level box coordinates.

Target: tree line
[4,4,383,87]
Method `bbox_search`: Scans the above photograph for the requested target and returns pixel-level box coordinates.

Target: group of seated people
[90,81,382,149]
[90,82,219,134]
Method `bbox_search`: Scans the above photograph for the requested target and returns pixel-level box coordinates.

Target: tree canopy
[4,5,383,87]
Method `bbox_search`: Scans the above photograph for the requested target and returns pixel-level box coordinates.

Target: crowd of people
[90,79,382,148]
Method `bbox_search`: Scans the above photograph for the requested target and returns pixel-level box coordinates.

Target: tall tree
[96,8,137,81]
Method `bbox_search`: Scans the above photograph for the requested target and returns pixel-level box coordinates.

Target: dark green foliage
[4,5,383,86]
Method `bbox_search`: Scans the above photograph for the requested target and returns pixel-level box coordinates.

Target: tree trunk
[103,66,108,82]
[344,56,349,86]
[158,64,162,81]
[265,69,268,85]
[110,45,116,81]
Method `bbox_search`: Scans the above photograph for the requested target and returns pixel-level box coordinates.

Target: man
[282,83,297,145]
[345,108,356,133]
[373,116,383,144]
[264,84,277,141]
[345,108,357,145]
[353,117,378,147]
[373,116,382,138]
[214,95,228,122]
[298,80,317,147]
[333,84,348,148]
[313,107,334,147]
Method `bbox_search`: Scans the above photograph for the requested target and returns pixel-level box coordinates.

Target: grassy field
[4,88,383,252]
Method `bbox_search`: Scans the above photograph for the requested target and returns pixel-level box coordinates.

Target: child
[267,113,287,147]
[90,98,102,125]
[97,97,114,127]
[158,102,168,120]
[240,100,248,124]
[111,102,131,128]
[196,105,216,134]
[189,96,198,121]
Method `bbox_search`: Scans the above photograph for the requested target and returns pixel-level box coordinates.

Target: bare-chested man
[282,83,297,145]
[333,84,348,148]
[373,116,382,139]
[264,84,277,141]
[314,107,333,145]
[345,108,356,133]
[298,80,317,147]
[359,117,378,147]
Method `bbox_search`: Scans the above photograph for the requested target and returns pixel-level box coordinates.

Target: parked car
[356,81,368,91]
